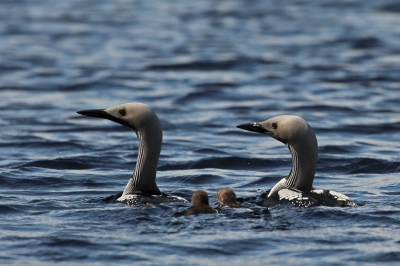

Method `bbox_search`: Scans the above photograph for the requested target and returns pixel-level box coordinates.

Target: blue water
[1,0,400,265]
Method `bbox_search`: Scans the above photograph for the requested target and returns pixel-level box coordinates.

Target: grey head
[77,102,162,195]
[237,115,318,196]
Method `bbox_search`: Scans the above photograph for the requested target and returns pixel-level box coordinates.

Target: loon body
[237,115,358,208]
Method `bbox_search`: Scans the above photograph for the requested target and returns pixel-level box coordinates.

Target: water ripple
[1,0,400,264]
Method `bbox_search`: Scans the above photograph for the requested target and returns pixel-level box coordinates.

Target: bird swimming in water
[185,191,217,216]
[77,102,188,205]
[215,187,244,208]
[237,115,358,208]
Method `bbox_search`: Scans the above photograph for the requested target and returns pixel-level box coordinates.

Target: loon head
[77,102,161,135]
[237,115,318,194]
[237,115,312,147]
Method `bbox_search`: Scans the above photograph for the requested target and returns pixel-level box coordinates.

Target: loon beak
[237,122,268,134]
[78,109,110,119]
[77,109,134,130]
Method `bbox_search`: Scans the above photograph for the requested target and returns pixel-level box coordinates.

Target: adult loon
[237,115,358,208]
[77,102,187,205]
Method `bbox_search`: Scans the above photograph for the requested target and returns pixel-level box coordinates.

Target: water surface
[1,0,400,265]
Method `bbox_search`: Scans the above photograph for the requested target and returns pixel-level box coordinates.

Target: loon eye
[272,122,277,129]
[119,109,126,116]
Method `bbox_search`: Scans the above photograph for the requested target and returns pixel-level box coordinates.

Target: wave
[15,158,92,170]
[318,157,400,174]
[0,204,22,214]
[159,156,288,171]
[145,57,281,71]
